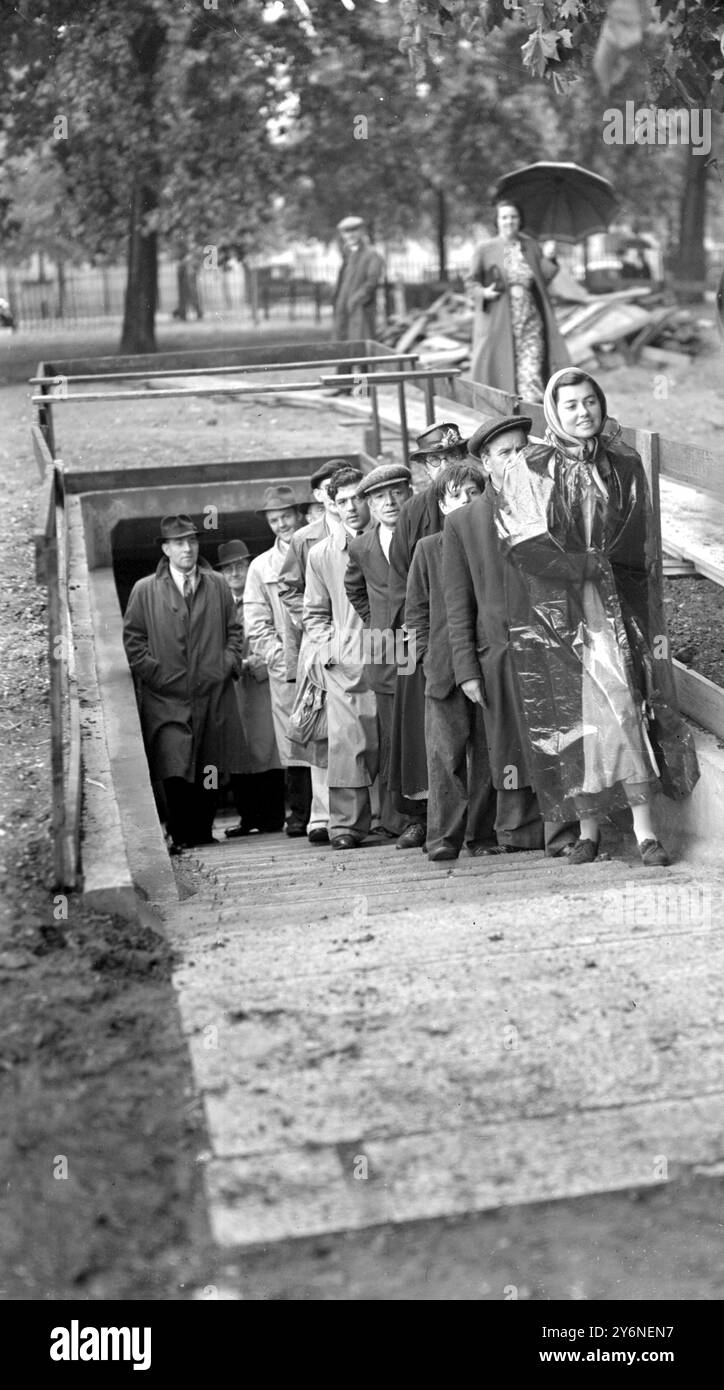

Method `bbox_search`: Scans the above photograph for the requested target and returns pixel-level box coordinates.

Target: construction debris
[378,281,704,374]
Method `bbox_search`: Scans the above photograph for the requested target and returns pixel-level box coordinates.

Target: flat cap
[467,415,532,460]
[256,484,305,514]
[337,215,365,231]
[310,458,351,489]
[356,463,412,498]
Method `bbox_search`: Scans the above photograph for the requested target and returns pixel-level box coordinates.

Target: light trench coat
[243,537,307,768]
[302,529,379,788]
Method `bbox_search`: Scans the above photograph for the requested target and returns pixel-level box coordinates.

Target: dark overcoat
[333,241,384,341]
[345,525,396,695]
[469,233,570,393]
[123,556,245,783]
[443,486,537,788]
[387,485,442,796]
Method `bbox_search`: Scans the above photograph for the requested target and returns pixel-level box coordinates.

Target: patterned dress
[503,240,545,402]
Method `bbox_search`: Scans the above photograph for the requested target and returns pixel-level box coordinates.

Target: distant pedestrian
[470,199,569,401]
[329,215,384,393]
[122,515,244,854]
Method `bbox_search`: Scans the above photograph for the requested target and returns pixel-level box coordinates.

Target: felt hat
[408,421,468,463]
[310,458,351,489]
[356,463,413,498]
[256,485,304,514]
[157,514,198,543]
[337,215,365,232]
[467,416,532,460]
[216,540,250,569]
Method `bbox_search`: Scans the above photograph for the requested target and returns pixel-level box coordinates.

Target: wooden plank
[33,467,56,583]
[31,423,53,479]
[658,436,724,504]
[636,429,663,586]
[63,455,359,494]
[32,379,327,405]
[674,660,724,740]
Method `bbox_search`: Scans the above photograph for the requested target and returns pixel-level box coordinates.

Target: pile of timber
[378,281,704,375]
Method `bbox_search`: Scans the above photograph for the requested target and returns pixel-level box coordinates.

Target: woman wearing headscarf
[492,367,699,866]
[470,200,570,402]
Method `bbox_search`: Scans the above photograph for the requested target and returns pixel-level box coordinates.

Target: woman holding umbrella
[470,198,570,401]
[492,367,699,865]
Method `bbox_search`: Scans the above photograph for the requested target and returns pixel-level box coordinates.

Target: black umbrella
[494,162,618,244]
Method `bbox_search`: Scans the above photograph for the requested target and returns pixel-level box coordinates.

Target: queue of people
[122,365,698,866]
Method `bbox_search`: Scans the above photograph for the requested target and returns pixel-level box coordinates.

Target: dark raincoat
[494,439,700,821]
[123,556,245,784]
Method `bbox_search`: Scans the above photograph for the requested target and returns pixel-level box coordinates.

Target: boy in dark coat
[405,462,497,860]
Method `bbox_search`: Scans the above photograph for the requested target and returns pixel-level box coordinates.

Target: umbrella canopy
[494,162,618,244]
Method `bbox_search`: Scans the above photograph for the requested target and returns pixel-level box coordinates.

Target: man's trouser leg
[376,690,407,836]
[495,786,544,849]
[328,786,372,843]
[464,701,498,851]
[285,766,311,831]
[163,777,195,846]
[190,777,218,844]
[231,770,285,830]
[424,692,469,856]
[308,764,330,833]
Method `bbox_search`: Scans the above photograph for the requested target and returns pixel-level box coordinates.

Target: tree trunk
[119,12,166,355]
[436,187,447,282]
[120,177,158,353]
[673,145,708,300]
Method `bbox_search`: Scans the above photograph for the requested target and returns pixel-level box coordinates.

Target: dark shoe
[331,834,361,850]
[638,837,670,867]
[469,844,528,857]
[285,819,307,838]
[568,836,600,865]
[427,847,458,862]
[168,841,191,856]
[307,827,330,845]
[225,823,251,839]
[395,822,426,850]
[546,841,576,859]
[259,820,285,834]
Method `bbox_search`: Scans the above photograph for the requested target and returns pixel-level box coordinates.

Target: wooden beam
[674,659,724,741]
[29,353,419,386]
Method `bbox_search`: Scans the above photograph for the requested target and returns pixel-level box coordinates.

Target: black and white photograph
[2,0,724,1337]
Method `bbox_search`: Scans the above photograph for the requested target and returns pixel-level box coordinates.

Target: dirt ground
[1,315,723,1302]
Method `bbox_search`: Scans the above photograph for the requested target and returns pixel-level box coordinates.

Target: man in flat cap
[443,416,578,855]
[216,539,286,838]
[386,422,472,834]
[122,515,244,853]
[244,485,311,836]
[330,216,384,393]
[343,462,424,845]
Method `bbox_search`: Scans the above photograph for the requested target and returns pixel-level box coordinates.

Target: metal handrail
[28,353,419,386]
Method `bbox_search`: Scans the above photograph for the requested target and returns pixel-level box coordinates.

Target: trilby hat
[157,514,198,543]
[216,539,251,569]
[256,484,304,515]
[467,415,532,460]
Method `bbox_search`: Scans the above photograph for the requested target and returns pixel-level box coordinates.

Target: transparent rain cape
[493,439,700,822]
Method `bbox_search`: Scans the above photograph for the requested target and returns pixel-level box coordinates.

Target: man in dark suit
[329,215,384,394]
[406,461,497,860]
[387,422,473,837]
[442,416,577,855]
[344,462,422,844]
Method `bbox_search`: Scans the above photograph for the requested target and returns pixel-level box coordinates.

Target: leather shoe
[469,844,527,857]
[427,847,458,862]
[285,820,307,838]
[331,834,361,850]
[638,837,670,867]
[568,836,600,865]
[225,823,250,839]
[307,827,330,845]
[395,822,426,850]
